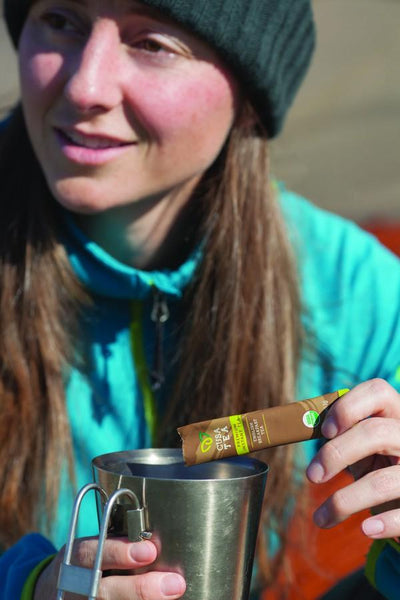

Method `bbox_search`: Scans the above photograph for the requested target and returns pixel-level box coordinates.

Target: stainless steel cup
[92,448,268,600]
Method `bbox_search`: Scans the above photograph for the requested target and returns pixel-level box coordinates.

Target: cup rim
[92,447,269,482]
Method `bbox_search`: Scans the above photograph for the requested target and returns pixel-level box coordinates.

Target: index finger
[69,537,157,571]
[321,379,400,439]
[308,416,400,483]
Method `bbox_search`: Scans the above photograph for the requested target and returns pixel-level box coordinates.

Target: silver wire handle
[56,484,145,599]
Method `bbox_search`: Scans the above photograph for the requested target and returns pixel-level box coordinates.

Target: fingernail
[307,460,325,483]
[322,416,338,438]
[363,519,385,536]
[161,574,186,597]
[129,541,154,563]
[314,505,329,528]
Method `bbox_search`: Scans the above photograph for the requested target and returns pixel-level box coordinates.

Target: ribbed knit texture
[4,0,315,137]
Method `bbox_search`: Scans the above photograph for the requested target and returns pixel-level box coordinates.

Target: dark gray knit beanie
[4,0,316,137]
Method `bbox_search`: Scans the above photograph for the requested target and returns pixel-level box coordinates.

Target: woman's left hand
[306,379,400,539]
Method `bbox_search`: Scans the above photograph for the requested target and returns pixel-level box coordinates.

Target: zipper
[150,288,170,391]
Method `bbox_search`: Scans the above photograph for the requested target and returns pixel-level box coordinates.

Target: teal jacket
[1,186,400,599]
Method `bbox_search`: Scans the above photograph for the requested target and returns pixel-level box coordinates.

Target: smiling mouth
[58,128,132,150]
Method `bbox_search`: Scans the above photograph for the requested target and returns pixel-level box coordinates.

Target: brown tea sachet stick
[178,389,349,466]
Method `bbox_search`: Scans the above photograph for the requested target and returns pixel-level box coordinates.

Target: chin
[51,179,118,214]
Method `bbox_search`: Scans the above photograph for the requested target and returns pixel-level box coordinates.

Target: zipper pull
[150,289,170,390]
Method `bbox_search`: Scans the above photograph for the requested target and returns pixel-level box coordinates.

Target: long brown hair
[0,106,87,546]
[0,104,302,585]
[163,106,303,585]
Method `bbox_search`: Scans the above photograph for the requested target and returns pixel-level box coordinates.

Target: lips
[59,128,131,149]
[54,127,135,165]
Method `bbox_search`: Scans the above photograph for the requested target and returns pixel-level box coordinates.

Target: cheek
[19,39,64,110]
[132,69,236,149]
[181,82,234,128]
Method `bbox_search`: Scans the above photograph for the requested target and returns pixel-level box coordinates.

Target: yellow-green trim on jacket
[20,555,55,600]
[366,538,400,599]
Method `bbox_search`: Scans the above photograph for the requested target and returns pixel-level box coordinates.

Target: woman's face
[18,0,239,214]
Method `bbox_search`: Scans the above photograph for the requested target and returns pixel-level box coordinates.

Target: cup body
[92,448,268,600]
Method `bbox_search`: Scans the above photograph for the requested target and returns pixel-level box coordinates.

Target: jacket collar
[61,211,201,300]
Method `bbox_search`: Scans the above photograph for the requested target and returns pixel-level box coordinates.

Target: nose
[64,20,123,112]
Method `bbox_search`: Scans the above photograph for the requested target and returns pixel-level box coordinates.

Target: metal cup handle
[56,484,150,599]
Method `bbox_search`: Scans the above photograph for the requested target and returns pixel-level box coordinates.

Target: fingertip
[321,416,338,438]
[161,573,186,598]
[306,460,325,483]
[313,505,330,528]
[129,540,157,564]
[362,518,385,538]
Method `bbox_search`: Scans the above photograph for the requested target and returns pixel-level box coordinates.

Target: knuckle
[364,417,393,445]
[103,542,120,566]
[368,378,392,399]
[336,403,358,429]
[369,468,400,500]
[321,438,345,466]
[74,540,95,567]
[329,488,349,518]
[98,578,112,600]
[134,575,148,600]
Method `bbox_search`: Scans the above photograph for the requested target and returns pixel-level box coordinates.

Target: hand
[34,536,186,600]
[306,379,400,539]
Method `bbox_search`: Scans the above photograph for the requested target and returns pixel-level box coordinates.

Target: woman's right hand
[33,537,186,600]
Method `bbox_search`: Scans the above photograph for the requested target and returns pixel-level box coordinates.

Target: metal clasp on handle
[56,484,150,599]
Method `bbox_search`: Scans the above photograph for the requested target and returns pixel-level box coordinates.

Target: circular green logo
[303,410,320,428]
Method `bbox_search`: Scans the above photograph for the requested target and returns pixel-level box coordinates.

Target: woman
[1,0,400,599]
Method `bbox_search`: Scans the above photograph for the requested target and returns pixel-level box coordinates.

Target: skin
[19,0,239,268]
[307,379,400,539]
[34,537,186,599]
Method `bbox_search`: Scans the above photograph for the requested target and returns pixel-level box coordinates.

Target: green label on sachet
[229,415,249,455]
[303,410,320,428]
